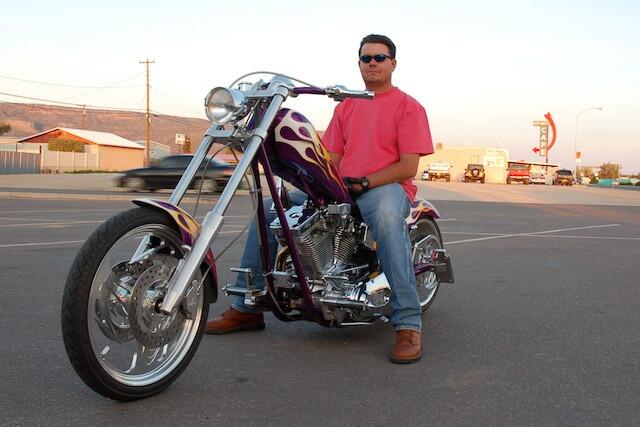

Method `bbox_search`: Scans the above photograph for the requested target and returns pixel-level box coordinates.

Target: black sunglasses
[360,54,393,63]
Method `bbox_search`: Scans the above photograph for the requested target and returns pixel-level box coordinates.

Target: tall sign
[532,112,557,164]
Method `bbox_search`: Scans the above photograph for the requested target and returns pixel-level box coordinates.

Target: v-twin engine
[270,203,391,324]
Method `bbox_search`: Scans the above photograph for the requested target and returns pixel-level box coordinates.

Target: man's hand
[343,176,370,198]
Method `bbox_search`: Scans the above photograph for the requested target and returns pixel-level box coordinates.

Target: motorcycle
[61,73,454,401]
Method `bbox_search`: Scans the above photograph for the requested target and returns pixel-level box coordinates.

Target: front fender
[132,198,218,303]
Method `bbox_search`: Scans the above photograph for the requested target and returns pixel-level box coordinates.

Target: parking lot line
[446,223,620,245]
[0,240,86,248]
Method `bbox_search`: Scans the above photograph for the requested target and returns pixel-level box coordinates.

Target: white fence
[41,150,99,173]
[0,143,100,172]
[0,151,41,174]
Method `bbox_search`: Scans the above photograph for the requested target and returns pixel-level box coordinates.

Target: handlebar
[292,85,374,101]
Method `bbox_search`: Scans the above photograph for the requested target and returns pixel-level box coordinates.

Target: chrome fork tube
[168,130,219,206]
[160,87,288,314]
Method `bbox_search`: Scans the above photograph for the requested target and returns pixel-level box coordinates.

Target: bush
[48,138,85,152]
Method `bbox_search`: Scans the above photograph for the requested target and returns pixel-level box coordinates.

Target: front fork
[158,87,288,315]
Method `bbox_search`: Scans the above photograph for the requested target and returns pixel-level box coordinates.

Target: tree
[48,138,85,152]
[0,121,11,136]
[598,162,620,179]
[580,166,593,178]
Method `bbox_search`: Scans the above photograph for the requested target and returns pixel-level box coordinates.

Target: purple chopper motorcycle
[61,73,454,400]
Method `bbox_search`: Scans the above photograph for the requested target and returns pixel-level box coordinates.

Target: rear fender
[406,197,440,226]
[132,198,218,303]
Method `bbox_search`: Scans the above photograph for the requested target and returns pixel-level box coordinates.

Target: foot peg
[223,267,267,306]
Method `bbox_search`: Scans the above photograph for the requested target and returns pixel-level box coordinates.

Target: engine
[270,202,391,324]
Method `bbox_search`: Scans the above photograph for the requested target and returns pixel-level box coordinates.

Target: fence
[41,150,99,173]
[0,151,41,174]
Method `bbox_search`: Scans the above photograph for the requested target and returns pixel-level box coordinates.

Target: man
[207,34,434,364]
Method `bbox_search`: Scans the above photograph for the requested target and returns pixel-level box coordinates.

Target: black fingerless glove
[343,176,370,197]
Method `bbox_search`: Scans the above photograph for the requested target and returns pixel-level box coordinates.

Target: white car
[421,170,429,180]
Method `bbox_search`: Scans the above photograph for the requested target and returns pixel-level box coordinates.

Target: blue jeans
[231,184,421,332]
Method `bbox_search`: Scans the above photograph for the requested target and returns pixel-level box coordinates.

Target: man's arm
[367,154,420,188]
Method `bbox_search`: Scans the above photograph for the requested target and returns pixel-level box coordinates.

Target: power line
[0,73,144,89]
[0,91,148,112]
[151,86,204,117]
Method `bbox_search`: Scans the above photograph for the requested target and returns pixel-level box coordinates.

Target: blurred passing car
[553,169,574,186]
[117,154,242,193]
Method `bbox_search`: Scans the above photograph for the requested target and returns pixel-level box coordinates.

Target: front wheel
[410,218,443,311]
[61,207,210,401]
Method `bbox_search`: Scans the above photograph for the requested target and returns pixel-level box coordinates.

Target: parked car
[427,161,452,182]
[421,170,429,180]
[117,154,242,193]
[553,169,574,186]
[463,164,485,183]
[506,163,531,185]
[530,170,546,184]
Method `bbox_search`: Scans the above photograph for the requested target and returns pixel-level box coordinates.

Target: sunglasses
[359,54,393,63]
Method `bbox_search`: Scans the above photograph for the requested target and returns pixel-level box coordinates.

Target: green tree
[598,162,620,179]
[48,138,85,152]
[0,121,11,136]
[580,166,593,178]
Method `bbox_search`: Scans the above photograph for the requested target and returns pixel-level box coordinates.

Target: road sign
[175,134,186,146]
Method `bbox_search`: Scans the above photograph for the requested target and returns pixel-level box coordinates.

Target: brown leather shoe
[390,329,422,364]
[205,307,265,335]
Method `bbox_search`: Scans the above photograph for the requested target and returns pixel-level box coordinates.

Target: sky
[1,0,639,173]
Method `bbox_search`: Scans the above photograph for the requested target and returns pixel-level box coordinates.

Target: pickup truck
[427,162,451,182]
[506,163,531,185]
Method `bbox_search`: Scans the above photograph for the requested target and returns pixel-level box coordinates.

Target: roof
[19,127,144,150]
[133,140,171,150]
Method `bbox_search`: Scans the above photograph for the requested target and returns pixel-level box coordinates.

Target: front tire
[410,218,443,312]
[61,207,210,401]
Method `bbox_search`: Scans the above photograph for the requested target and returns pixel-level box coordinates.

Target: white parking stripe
[446,223,620,245]
[0,220,104,228]
[0,240,85,248]
[0,209,117,214]
[0,230,249,249]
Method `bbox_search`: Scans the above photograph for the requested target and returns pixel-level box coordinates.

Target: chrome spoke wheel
[410,218,442,311]
[87,224,203,387]
[62,207,211,400]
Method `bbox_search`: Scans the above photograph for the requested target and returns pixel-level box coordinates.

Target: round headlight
[204,87,246,124]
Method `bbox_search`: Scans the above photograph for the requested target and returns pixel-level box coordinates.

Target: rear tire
[61,207,211,401]
[409,218,443,312]
[123,177,145,192]
[194,178,218,194]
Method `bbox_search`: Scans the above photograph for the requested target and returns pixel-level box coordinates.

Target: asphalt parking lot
[0,180,638,426]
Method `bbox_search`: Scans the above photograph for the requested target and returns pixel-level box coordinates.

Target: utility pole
[81,105,86,129]
[139,58,155,165]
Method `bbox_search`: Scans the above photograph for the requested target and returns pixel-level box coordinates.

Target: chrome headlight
[204,87,247,124]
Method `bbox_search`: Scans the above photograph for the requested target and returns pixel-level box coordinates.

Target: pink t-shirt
[322,87,433,201]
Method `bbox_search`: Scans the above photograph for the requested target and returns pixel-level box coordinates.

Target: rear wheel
[410,218,443,312]
[194,178,218,194]
[61,207,210,401]
[123,177,145,191]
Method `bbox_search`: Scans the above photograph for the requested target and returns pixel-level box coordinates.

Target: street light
[574,107,603,178]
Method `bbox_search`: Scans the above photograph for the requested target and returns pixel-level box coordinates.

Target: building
[19,127,144,172]
[133,140,172,162]
[417,143,510,184]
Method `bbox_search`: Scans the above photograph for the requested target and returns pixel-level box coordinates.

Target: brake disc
[94,260,152,343]
[129,256,185,348]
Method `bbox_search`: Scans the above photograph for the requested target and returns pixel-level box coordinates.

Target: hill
[0,102,209,152]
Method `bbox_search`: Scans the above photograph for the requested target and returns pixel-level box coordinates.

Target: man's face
[358,42,396,87]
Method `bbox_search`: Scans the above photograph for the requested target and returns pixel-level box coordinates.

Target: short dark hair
[359,34,396,58]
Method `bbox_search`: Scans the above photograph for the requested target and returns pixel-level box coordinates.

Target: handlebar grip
[325,85,374,101]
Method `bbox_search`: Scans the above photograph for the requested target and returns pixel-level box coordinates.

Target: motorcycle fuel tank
[264,108,352,206]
